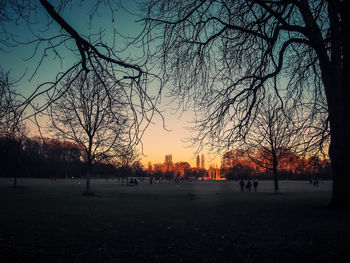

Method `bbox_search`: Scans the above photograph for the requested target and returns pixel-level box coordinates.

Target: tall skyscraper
[201,154,205,169]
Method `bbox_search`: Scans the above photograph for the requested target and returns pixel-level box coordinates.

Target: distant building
[201,154,205,170]
[208,164,223,180]
[196,155,200,170]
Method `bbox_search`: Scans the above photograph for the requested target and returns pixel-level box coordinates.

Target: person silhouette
[253,179,258,192]
[246,180,252,192]
[239,179,245,192]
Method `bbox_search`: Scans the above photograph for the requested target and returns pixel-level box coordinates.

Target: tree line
[0,133,331,190]
[221,149,330,182]
[0,136,141,184]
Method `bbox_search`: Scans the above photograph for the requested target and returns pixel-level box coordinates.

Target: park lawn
[0,178,349,262]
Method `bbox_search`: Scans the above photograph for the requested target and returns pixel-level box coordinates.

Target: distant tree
[147,161,153,184]
[278,149,301,175]
[221,149,246,169]
[243,95,302,192]
[1,2,161,183]
[140,0,349,207]
[114,145,141,184]
[131,161,144,170]
[0,136,85,180]
[48,70,129,195]
[0,69,23,137]
[131,161,145,178]
[0,68,26,187]
[174,162,191,178]
[221,149,257,180]
[39,138,82,178]
[152,163,166,180]
[117,145,141,168]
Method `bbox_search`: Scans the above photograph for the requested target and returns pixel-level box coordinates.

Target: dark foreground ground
[0,178,349,263]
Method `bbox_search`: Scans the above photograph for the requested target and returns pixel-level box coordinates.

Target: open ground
[1,178,349,262]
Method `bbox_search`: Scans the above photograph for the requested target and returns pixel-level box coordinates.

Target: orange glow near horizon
[25,109,222,170]
[139,111,221,169]
[25,104,328,173]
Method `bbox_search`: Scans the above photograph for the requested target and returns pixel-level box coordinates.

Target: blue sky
[0,1,221,168]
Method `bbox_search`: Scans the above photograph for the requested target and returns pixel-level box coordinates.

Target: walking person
[246,179,252,192]
[239,179,245,192]
[253,179,258,192]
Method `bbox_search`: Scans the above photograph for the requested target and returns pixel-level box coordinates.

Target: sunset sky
[0,1,221,168]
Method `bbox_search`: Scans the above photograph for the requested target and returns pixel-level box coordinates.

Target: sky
[0,1,222,169]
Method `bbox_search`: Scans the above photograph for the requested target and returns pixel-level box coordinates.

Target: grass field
[1,178,349,262]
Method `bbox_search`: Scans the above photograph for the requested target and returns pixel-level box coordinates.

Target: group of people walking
[239,179,258,192]
[127,178,138,186]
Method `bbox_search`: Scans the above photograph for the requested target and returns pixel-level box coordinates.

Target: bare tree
[0,69,20,136]
[115,145,141,184]
[0,68,27,187]
[221,149,254,180]
[243,95,303,192]
[48,69,130,195]
[140,0,348,208]
[116,145,141,168]
[1,1,161,156]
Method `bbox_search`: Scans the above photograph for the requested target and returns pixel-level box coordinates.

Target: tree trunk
[271,150,279,193]
[327,80,350,209]
[84,162,92,195]
[13,175,17,188]
[13,144,21,188]
[322,62,350,209]
[84,138,93,195]
[86,168,91,193]
[273,165,279,193]
[329,139,349,209]
[315,2,350,209]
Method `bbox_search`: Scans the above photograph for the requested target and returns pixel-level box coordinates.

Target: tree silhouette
[243,95,303,192]
[47,70,129,195]
[0,68,27,187]
[174,162,191,178]
[1,1,160,153]
[140,0,347,208]
[0,69,23,138]
[116,145,141,168]
[221,149,256,180]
